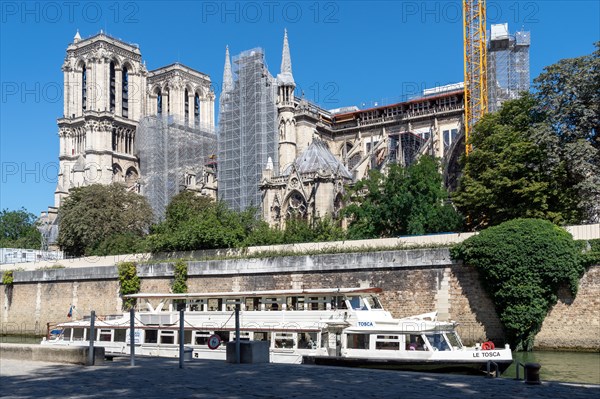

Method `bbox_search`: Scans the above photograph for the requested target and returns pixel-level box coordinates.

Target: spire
[277,29,295,86]
[281,29,292,75]
[74,29,81,43]
[222,45,233,93]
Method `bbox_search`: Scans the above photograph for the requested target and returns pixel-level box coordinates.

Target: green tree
[57,184,153,256]
[453,95,577,228]
[451,219,585,351]
[147,191,247,252]
[534,42,600,222]
[0,208,42,249]
[344,156,463,239]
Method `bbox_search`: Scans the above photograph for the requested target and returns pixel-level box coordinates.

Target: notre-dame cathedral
[46,30,465,232]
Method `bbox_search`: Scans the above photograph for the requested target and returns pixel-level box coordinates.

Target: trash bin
[183,347,193,361]
[524,362,541,385]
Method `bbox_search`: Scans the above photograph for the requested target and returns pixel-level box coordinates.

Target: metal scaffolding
[488,23,530,112]
[137,115,217,220]
[218,48,278,212]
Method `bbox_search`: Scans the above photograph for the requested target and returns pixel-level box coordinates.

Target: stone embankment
[0,343,104,365]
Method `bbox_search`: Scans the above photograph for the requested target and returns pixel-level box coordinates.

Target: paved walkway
[1,357,598,399]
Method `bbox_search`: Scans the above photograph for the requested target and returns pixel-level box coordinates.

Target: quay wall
[1,248,598,351]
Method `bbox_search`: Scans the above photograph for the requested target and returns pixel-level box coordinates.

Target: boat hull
[303,355,513,375]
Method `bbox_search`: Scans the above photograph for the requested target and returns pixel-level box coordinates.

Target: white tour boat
[42,287,513,373]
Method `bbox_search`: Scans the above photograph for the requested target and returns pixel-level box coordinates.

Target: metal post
[88,310,95,366]
[179,309,185,369]
[130,308,135,366]
[235,304,240,364]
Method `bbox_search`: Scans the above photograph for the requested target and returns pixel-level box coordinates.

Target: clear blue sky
[1,1,598,215]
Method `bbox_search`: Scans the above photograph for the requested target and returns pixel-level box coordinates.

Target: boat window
[331,296,348,310]
[263,297,281,311]
[405,334,427,351]
[286,296,299,310]
[208,298,222,311]
[364,295,382,310]
[114,329,126,342]
[145,330,158,344]
[184,330,192,344]
[375,335,400,350]
[245,298,259,311]
[274,332,295,349]
[233,331,251,341]
[63,328,72,340]
[99,329,112,342]
[347,334,369,349]
[215,331,230,343]
[188,299,203,311]
[445,332,462,349]
[72,328,84,341]
[84,328,90,340]
[195,332,210,345]
[298,332,318,349]
[425,333,450,351]
[307,297,327,310]
[160,330,175,344]
[348,296,366,310]
[253,331,271,342]
[225,298,241,311]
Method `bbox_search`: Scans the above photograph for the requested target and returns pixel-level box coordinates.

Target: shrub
[117,262,140,310]
[2,270,14,285]
[171,259,188,294]
[451,218,585,351]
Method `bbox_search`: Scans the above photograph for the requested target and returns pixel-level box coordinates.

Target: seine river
[1,335,598,384]
[503,351,600,384]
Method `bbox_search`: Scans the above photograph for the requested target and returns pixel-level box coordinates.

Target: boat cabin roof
[124,287,382,300]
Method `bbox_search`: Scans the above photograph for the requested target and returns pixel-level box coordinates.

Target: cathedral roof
[284,139,353,179]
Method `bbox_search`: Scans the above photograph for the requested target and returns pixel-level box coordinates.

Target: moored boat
[41,287,512,373]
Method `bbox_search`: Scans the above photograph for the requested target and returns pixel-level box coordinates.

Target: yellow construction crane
[463,0,488,155]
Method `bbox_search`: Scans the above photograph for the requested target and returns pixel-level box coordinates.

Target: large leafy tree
[455,44,599,228]
[58,184,153,256]
[453,95,577,228]
[0,208,42,249]
[344,156,463,239]
[534,42,600,222]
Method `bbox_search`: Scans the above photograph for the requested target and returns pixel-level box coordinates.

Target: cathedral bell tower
[276,29,297,170]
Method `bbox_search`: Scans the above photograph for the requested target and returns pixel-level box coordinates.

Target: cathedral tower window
[109,62,116,112]
[184,89,189,122]
[194,93,200,125]
[157,90,162,114]
[122,67,129,118]
[112,128,117,151]
[82,65,87,112]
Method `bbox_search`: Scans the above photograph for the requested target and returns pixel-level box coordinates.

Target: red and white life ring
[481,341,495,350]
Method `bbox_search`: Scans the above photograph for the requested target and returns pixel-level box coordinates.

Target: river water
[503,351,600,384]
[1,335,598,384]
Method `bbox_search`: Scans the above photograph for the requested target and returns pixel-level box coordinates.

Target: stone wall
[1,248,598,350]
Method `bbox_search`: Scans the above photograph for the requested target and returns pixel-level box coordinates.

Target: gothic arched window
[157,89,162,114]
[184,89,189,122]
[122,66,129,118]
[109,62,115,112]
[194,93,200,125]
[286,191,307,219]
[82,65,87,112]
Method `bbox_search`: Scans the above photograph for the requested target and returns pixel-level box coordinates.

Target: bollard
[524,362,542,385]
[179,309,185,369]
[88,310,96,366]
[130,308,135,367]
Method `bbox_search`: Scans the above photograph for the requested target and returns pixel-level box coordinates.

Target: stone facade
[1,249,598,350]
[47,31,215,224]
